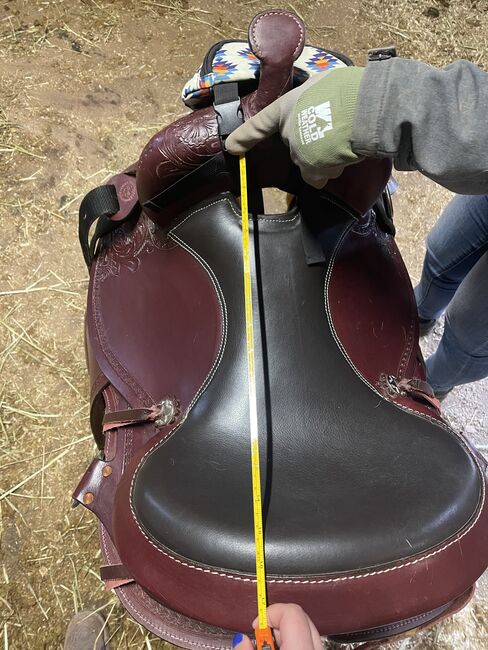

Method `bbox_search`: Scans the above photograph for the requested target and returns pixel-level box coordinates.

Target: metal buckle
[213,81,243,140]
[383,374,406,397]
[368,46,397,62]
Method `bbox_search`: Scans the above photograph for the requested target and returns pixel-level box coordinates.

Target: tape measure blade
[239,155,269,631]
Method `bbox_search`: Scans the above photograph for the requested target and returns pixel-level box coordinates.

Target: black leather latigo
[72,9,488,650]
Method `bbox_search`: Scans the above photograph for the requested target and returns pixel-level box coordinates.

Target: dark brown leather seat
[131,196,481,577]
[99,191,487,642]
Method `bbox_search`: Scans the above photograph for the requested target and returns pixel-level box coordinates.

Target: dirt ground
[1,0,487,648]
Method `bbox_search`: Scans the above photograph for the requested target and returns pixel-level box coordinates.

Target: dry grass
[0,0,487,648]
[362,0,488,69]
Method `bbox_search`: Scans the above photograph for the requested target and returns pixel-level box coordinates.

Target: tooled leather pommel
[136,10,306,228]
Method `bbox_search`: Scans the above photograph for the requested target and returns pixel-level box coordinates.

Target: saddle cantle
[74,10,488,649]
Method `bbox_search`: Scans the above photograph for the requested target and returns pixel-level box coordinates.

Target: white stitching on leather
[172,194,299,227]
[171,198,230,233]
[171,207,228,410]
[127,197,229,545]
[257,215,298,223]
[111,511,485,586]
[121,204,484,588]
[223,195,299,226]
[102,524,230,648]
[168,233,228,412]
[323,223,484,454]
[322,221,486,535]
[251,11,304,60]
[117,590,230,649]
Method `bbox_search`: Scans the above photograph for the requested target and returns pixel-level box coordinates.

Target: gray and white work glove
[226,67,365,188]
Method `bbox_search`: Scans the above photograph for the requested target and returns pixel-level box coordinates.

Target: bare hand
[232,603,323,650]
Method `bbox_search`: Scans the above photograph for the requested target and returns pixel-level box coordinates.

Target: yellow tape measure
[239,155,275,650]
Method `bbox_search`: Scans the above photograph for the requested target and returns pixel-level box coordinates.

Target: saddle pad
[182,42,348,108]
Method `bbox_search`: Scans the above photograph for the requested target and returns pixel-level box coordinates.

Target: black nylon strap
[79,185,119,268]
[374,187,395,236]
[301,219,326,265]
[213,82,243,138]
[214,82,264,213]
[142,152,237,212]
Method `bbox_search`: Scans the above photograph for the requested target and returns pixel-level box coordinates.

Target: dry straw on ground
[1,0,487,648]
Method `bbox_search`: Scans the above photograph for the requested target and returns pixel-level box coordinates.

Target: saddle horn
[137,10,306,228]
[136,9,391,230]
[245,10,305,114]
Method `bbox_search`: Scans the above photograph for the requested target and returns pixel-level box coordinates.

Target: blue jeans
[414,194,488,393]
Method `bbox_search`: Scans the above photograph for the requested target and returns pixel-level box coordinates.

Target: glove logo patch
[297,101,333,145]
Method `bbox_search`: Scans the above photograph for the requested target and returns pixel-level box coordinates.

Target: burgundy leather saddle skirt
[74,10,488,649]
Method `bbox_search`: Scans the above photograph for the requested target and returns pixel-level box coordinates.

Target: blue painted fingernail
[232,633,244,648]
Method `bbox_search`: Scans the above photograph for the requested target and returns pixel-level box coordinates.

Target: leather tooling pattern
[97,212,175,281]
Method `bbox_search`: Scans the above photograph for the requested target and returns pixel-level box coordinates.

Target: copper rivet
[102,466,112,477]
[84,492,94,505]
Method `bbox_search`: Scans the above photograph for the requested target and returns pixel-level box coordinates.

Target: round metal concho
[155,397,180,428]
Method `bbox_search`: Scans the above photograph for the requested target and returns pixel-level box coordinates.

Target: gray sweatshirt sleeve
[351,58,488,194]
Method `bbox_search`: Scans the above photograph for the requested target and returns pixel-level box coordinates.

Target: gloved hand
[226,67,365,189]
